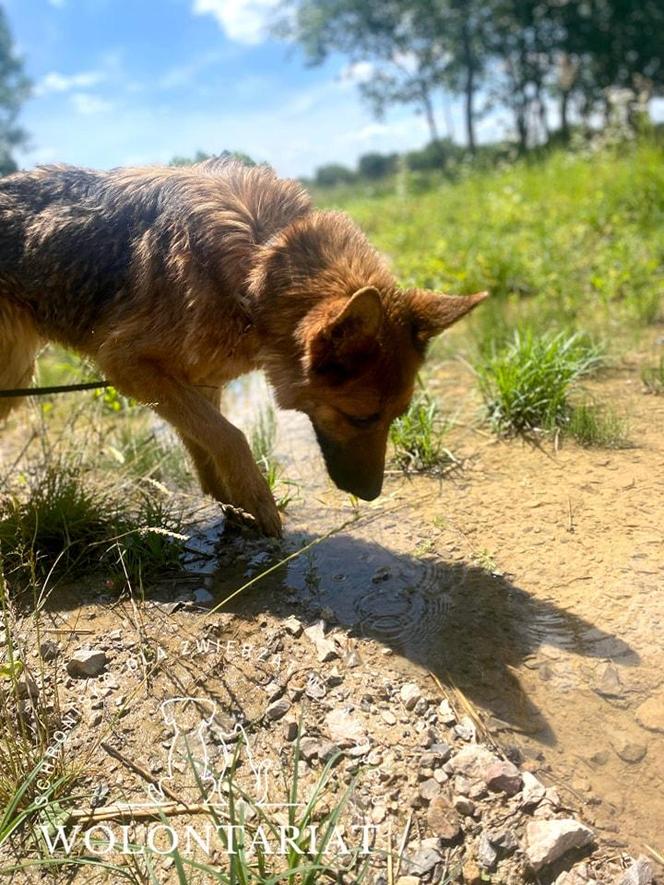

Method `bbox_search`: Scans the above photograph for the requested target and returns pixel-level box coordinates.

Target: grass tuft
[390,394,457,472]
[568,401,631,448]
[641,355,664,395]
[477,329,602,436]
[250,404,297,511]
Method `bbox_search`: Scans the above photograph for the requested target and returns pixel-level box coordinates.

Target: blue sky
[3,0,486,177]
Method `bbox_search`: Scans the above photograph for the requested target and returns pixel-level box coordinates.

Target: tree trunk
[420,83,440,143]
[560,90,570,141]
[461,21,477,154]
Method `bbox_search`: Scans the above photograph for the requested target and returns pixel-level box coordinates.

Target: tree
[0,6,30,176]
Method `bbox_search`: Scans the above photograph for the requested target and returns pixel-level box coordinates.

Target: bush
[315,163,355,187]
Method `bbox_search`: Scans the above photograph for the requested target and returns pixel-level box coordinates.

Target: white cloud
[37,71,104,96]
[192,0,279,45]
[339,61,376,85]
[70,93,113,115]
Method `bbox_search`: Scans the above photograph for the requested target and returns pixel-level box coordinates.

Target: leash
[0,380,111,398]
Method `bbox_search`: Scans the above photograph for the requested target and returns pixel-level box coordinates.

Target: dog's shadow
[212,526,639,748]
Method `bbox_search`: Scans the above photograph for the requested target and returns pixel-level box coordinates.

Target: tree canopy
[0,6,30,176]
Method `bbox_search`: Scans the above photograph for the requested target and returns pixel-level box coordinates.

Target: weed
[568,401,631,448]
[641,355,664,394]
[477,329,602,436]
[390,394,457,472]
[250,404,297,511]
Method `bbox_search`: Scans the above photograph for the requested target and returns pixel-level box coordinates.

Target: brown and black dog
[0,158,487,535]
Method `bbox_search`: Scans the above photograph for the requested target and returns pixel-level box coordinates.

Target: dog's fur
[0,158,486,535]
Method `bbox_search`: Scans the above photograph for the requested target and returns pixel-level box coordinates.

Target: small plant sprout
[389,393,458,473]
[568,400,631,448]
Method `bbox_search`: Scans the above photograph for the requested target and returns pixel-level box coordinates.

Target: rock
[438,699,456,725]
[595,663,623,698]
[616,855,654,885]
[478,831,497,869]
[429,742,452,762]
[483,759,522,795]
[265,698,291,721]
[16,673,38,699]
[66,649,108,679]
[454,716,477,742]
[447,744,498,780]
[427,797,462,842]
[401,838,444,876]
[610,732,647,763]
[453,795,475,816]
[489,828,519,855]
[554,866,593,885]
[381,709,397,726]
[521,771,546,808]
[303,621,338,662]
[39,640,60,661]
[525,819,594,872]
[192,587,214,605]
[283,616,303,637]
[400,683,422,711]
[634,694,664,733]
[283,720,299,742]
[324,708,367,747]
[419,778,440,802]
[395,878,420,885]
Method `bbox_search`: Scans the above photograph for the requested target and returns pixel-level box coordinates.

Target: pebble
[395,878,420,885]
[303,621,338,662]
[66,649,108,678]
[634,693,664,733]
[453,795,475,816]
[521,770,546,807]
[401,838,444,876]
[418,778,440,802]
[39,639,60,661]
[325,708,367,746]
[283,616,303,637]
[454,716,477,742]
[438,698,456,725]
[610,732,647,763]
[427,796,462,842]
[265,697,291,721]
[400,683,422,711]
[616,855,654,885]
[525,818,594,871]
[16,673,38,699]
[483,759,522,795]
[381,709,397,726]
[477,831,497,869]
[447,744,498,780]
[283,720,298,741]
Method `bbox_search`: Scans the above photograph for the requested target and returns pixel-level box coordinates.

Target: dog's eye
[341,411,381,428]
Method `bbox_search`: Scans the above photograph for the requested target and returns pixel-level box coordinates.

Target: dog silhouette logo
[147,696,271,807]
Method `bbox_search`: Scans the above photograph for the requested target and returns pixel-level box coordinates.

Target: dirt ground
[1,332,663,882]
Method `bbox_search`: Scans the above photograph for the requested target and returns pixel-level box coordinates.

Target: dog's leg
[179,387,232,502]
[97,355,281,536]
[0,301,41,422]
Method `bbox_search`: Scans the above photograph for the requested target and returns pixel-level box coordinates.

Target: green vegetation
[642,355,664,395]
[250,403,297,511]
[390,393,457,472]
[568,401,630,448]
[476,329,602,436]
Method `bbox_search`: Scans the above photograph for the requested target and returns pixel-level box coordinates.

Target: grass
[389,393,458,472]
[316,140,664,333]
[249,403,297,511]
[641,355,664,394]
[568,401,631,448]
[476,329,603,436]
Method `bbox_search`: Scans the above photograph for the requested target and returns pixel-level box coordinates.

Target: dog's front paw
[224,478,283,538]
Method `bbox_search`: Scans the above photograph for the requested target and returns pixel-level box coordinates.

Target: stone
[401,838,444,876]
[595,663,623,698]
[192,587,214,605]
[610,732,647,764]
[39,639,60,661]
[478,832,497,869]
[447,744,499,780]
[483,759,522,795]
[438,698,456,725]
[283,720,298,742]
[325,708,367,746]
[525,819,594,872]
[265,698,291,721]
[634,694,664,733]
[419,778,440,802]
[381,709,397,726]
[453,795,475,816]
[303,621,338,662]
[283,616,303,637]
[454,717,477,741]
[66,649,108,679]
[427,797,462,842]
[521,771,546,808]
[395,878,420,885]
[462,860,483,884]
[616,855,654,885]
[16,673,38,699]
[489,828,519,855]
[400,683,422,711]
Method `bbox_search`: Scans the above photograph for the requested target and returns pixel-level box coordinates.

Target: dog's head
[251,212,487,500]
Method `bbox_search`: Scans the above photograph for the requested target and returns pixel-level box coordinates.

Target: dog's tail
[0,299,41,421]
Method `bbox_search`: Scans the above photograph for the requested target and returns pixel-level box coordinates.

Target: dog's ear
[307,286,383,378]
[408,289,488,344]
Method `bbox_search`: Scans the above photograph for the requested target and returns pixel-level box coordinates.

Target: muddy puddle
[216,369,664,858]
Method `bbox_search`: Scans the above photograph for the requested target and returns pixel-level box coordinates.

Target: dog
[0,158,487,535]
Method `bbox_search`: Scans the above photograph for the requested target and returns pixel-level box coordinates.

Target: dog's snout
[314,426,386,501]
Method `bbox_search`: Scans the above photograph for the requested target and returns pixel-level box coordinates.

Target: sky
[2,0,495,178]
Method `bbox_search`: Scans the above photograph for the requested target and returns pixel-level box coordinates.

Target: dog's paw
[222,488,282,538]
